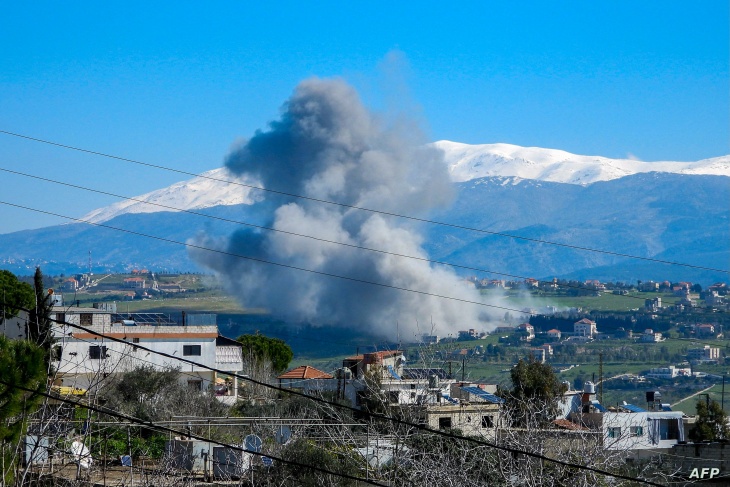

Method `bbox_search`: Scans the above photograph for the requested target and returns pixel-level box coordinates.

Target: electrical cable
[0,200,534,316]
[0,378,390,487]
[1,129,725,274]
[0,166,681,302]
[2,305,665,486]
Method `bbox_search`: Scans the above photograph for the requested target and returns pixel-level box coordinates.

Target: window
[89,345,108,360]
[187,380,202,391]
[630,426,644,437]
[482,415,494,428]
[80,313,93,325]
[56,312,66,324]
[388,391,400,404]
[183,345,201,356]
[438,417,452,429]
[132,338,140,343]
[607,427,621,438]
[52,345,62,361]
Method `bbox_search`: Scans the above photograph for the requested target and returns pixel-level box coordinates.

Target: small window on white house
[630,426,644,437]
[80,313,93,326]
[482,415,494,428]
[183,345,201,356]
[187,380,203,391]
[89,345,108,360]
[607,427,621,438]
[438,417,452,429]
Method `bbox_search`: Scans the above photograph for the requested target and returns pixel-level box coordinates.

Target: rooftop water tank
[583,381,596,394]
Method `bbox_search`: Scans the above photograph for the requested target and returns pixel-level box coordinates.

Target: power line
[0,166,675,302]
[0,200,533,316]
[3,306,664,486]
[1,129,724,274]
[0,378,389,487]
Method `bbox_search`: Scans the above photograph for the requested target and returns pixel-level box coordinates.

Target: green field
[481,289,681,312]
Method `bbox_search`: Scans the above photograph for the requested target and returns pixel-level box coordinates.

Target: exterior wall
[53,325,242,393]
[51,307,112,328]
[1,310,29,340]
[422,404,500,437]
[601,412,684,451]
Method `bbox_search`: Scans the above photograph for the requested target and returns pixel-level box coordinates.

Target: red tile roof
[277,365,333,380]
[553,419,590,431]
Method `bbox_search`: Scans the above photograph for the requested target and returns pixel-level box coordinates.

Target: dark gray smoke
[191,78,492,339]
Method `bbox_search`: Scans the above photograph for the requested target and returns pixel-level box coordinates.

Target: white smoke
[191,77,494,339]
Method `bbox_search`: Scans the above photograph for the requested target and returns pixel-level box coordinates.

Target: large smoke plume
[192,78,494,339]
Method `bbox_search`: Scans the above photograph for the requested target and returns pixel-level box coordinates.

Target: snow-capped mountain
[80,141,729,224]
[437,141,730,185]
[81,168,261,223]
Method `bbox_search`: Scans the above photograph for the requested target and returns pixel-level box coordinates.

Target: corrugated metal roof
[460,386,505,404]
[621,404,647,413]
[590,400,607,412]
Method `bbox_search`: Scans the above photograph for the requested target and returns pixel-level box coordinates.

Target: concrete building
[574,319,597,338]
[687,345,720,363]
[53,323,243,404]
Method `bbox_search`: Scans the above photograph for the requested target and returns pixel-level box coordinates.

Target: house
[524,278,539,288]
[546,329,562,340]
[123,277,146,289]
[568,388,688,455]
[644,297,662,312]
[687,346,720,363]
[421,334,440,344]
[458,329,479,340]
[638,281,659,292]
[61,278,79,292]
[695,324,719,338]
[278,365,333,389]
[646,366,691,379]
[640,329,664,343]
[53,322,243,404]
[574,319,597,338]
[705,291,725,307]
[516,323,535,341]
[342,350,406,380]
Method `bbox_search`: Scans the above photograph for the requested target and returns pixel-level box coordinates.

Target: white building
[601,409,685,452]
[640,329,664,343]
[53,323,243,404]
[645,366,691,379]
[687,345,720,362]
[574,319,597,338]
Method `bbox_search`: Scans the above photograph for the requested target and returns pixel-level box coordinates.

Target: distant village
[2,271,729,485]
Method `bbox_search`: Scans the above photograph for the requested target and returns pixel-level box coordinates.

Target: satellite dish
[244,434,262,453]
[275,426,291,445]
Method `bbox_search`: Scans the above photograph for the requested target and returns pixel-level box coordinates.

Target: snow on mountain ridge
[80,141,730,223]
[436,140,730,185]
[81,168,260,223]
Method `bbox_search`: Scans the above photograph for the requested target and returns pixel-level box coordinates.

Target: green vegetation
[0,269,34,321]
[499,358,567,427]
[237,333,294,373]
[689,399,729,441]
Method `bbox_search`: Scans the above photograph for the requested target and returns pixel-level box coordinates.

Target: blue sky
[0,1,727,233]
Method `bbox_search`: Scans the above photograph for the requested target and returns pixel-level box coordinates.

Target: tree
[0,270,34,325]
[499,358,567,427]
[690,399,729,442]
[26,268,53,359]
[0,336,47,483]
[236,333,293,374]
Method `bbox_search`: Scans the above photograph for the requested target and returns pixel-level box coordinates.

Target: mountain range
[1,142,728,283]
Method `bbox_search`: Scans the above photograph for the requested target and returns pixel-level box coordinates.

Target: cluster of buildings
[2,297,244,406]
